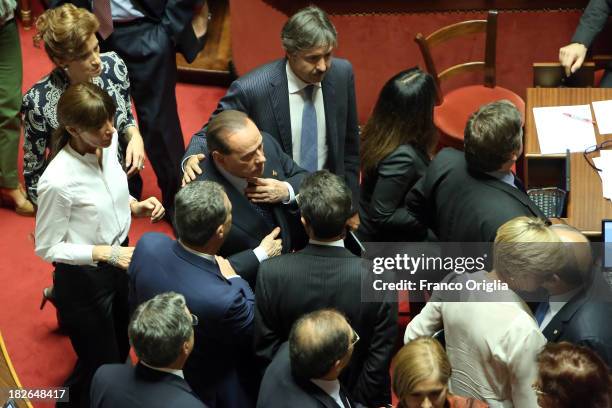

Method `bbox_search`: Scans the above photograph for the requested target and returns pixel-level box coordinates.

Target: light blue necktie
[300,85,318,172]
[535,300,550,326]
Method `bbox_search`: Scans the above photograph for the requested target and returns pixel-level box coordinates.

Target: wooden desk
[524,88,612,235]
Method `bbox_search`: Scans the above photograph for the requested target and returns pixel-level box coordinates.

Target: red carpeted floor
[0,21,227,407]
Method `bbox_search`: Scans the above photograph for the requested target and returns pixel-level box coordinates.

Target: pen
[562,112,597,124]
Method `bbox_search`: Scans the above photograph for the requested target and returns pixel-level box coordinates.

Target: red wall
[229,0,586,124]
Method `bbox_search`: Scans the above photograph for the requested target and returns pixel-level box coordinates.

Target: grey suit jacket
[184,57,360,205]
[572,0,612,47]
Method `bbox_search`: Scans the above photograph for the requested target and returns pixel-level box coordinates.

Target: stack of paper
[592,100,612,135]
[533,105,597,154]
[593,151,612,199]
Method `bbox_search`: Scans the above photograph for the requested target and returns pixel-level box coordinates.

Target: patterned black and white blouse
[22,51,136,204]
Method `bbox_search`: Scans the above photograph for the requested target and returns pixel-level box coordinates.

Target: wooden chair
[415,10,524,150]
[533,62,595,87]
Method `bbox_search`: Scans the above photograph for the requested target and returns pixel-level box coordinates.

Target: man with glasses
[258,309,360,408]
[91,292,207,407]
[255,171,396,407]
[128,181,263,407]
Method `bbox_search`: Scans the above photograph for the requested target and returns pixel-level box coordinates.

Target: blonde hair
[34,4,99,63]
[493,217,565,286]
[392,337,450,400]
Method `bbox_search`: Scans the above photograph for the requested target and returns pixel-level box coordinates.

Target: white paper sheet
[593,154,612,199]
[533,105,597,154]
[592,100,612,135]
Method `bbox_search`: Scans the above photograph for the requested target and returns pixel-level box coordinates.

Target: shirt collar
[63,133,116,165]
[140,361,185,379]
[309,238,345,248]
[486,170,516,188]
[286,61,322,94]
[216,162,248,194]
[549,285,583,303]
[178,240,216,263]
[310,378,341,402]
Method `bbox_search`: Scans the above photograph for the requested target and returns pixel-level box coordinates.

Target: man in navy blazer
[193,110,309,285]
[182,6,360,213]
[128,181,260,407]
[91,292,207,408]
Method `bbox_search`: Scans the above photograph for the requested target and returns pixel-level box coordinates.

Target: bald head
[550,224,592,290]
[289,309,354,380]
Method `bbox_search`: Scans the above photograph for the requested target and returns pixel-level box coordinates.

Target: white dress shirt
[140,361,184,379]
[404,271,545,408]
[310,378,344,407]
[286,62,327,170]
[35,131,131,265]
[539,286,582,329]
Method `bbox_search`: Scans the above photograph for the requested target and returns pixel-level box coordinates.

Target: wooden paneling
[176,0,233,84]
[524,88,612,235]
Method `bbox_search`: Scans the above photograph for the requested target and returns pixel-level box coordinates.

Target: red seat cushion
[434,85,525,149]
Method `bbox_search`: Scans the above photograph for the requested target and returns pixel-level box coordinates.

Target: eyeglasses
[191,314,199,327]
[350,328,360,348]
[584,140,612,171]
[531,383,547,396]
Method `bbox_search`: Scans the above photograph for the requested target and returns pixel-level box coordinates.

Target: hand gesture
[245,178,289,204]
[182,154,206,187]
[192,1,211,39]
[131,197,165,222]
[347,212,360,231]
[113,246,135,270]
[125,131,146,177]
[559,43,588,77]
[259,227,282,257]
[215,255,238,279]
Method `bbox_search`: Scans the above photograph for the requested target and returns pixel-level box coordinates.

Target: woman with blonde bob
[22,4,145,206]
[405,217,567,407]
[393,337,488,408]
[34,82,164,407]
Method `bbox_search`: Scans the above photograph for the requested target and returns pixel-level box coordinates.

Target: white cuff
[181,154,197,173]
[253,246,269,262]
[282,182,295,204]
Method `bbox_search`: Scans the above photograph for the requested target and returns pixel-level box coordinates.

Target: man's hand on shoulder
[215,255,238,279]
[246,177,289,203]
[182,154,206,187]
[559,42,588,77]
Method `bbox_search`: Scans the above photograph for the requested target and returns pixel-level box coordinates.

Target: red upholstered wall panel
[230,0,584,124]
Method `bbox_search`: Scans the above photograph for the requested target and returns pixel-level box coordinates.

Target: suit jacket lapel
[322,76,338,170]
[269,60,293,155]
[474,172,545,218]
[542,290,587,341]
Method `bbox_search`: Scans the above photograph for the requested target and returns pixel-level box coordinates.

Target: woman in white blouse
[34,82,164,407]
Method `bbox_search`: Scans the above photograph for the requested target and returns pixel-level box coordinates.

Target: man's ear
[216,223,224,239]
[211,150,223,165]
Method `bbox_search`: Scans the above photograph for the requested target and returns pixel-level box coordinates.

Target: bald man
[537,224,612,365]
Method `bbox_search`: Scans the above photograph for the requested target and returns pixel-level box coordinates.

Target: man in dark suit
[194,110,309,285]
[537,224,612,365]
[559,0,612,86]
[51,0,209,217]
[91,292,207,407]
[258,310,360,408]
[128,180,270,407]
[405,100,547,242]
[255,171,397,407]
[182,6,360,214]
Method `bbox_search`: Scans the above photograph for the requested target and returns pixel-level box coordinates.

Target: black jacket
[195,132,308,285]
[405,148,546,242]
[91,363,207,408]
[358,144,429,242]
[255,244,397,407]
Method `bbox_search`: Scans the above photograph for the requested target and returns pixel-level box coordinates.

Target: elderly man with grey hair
[90,292,207,407]
[181,5,360,225]
[128,181,273,407]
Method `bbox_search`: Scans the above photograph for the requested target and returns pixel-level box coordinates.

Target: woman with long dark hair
[34,83,164,407]
[358,68,437,242]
